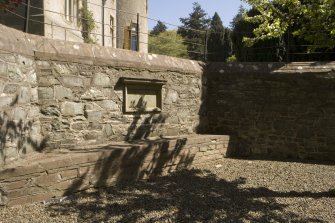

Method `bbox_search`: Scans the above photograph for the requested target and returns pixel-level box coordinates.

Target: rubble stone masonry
[1,24,335,206]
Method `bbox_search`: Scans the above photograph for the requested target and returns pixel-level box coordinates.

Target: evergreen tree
[207,13,225,61]
[222,28,233,60]
[177,2,210,60]
[150,21,167,36]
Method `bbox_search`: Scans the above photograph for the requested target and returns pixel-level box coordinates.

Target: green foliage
[206,12,233,62]
[330,188,335,196]
[150,21,167,36]
[79,5,97,44]
[149,30,189,59]
[242,0,335,51]
[231,7,286,62]
[177,2,210,60]
[207,13,224,61]
[226,55,237,62]
[222,29,233,61]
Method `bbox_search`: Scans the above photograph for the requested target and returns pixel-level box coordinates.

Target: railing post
[136,13,140,52]
[24,0,31,33]
[102,0,105,46]
[286,27,290,62]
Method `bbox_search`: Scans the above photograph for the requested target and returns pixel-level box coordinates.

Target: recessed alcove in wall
[121,77,167,113]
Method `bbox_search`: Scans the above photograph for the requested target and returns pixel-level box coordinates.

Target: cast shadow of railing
[47,169,331,222]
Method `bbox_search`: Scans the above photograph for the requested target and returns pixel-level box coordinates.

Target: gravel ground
[0,158,334,223]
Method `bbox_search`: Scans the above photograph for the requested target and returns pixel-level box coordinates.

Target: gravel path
[1,158,334,223]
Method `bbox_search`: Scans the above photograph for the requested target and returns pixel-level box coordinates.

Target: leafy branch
[79,4,97,44]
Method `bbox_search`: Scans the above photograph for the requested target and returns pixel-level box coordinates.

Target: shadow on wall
[0,94,47,165]
[46,169,330,222]
[125,96,167,142]
[62,137,191,197]
[61,101,191,197]
[0,113,47,164]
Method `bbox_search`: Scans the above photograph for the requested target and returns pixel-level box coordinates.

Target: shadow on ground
[46,169,330,223]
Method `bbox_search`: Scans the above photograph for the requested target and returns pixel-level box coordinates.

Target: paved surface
[0,158,334,223]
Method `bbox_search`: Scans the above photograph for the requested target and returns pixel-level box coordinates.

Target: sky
[148,0,250,30]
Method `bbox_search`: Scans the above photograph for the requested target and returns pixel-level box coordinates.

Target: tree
[231,6,286,62]
[150,21,167,36]
[242,0,335,51]
[222,29,233,61]
[149,30,189,59]
[207,12,226,61]
[177,2,210,60]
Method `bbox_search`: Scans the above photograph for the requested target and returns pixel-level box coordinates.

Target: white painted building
[0,0,148,52]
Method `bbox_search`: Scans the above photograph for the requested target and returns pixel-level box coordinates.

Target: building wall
[86,0,116,47]
[0,0,147,50]
[116,0,148,53]
[44,0,116,47]
[44,0,83,43]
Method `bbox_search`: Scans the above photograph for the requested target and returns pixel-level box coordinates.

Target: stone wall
[36,58,202,150]
[0,50,44,164]
[0,135,229,206]
[203,62,335,161]
[0,24,204,165]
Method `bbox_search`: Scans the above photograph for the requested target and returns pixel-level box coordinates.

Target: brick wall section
[203,62,335,161]
[0,135,229,206]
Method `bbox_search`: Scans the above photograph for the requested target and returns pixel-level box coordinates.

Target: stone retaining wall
[36,58,202,149]
[0,48,44,164]
[0,24,204,164]
[0,135,229,206]
[203,62,335,161]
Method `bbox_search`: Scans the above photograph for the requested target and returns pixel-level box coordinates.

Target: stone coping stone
[0,135,229,177]
[206,61,335,74]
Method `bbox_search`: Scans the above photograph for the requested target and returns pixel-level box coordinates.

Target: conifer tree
[177,2,210,60]
[150,21,167,36]
[207,12,226,61]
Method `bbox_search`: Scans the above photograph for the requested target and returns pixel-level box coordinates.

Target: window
[124,23,138,51]
[130,23,138,51]
[65,0,79,24]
